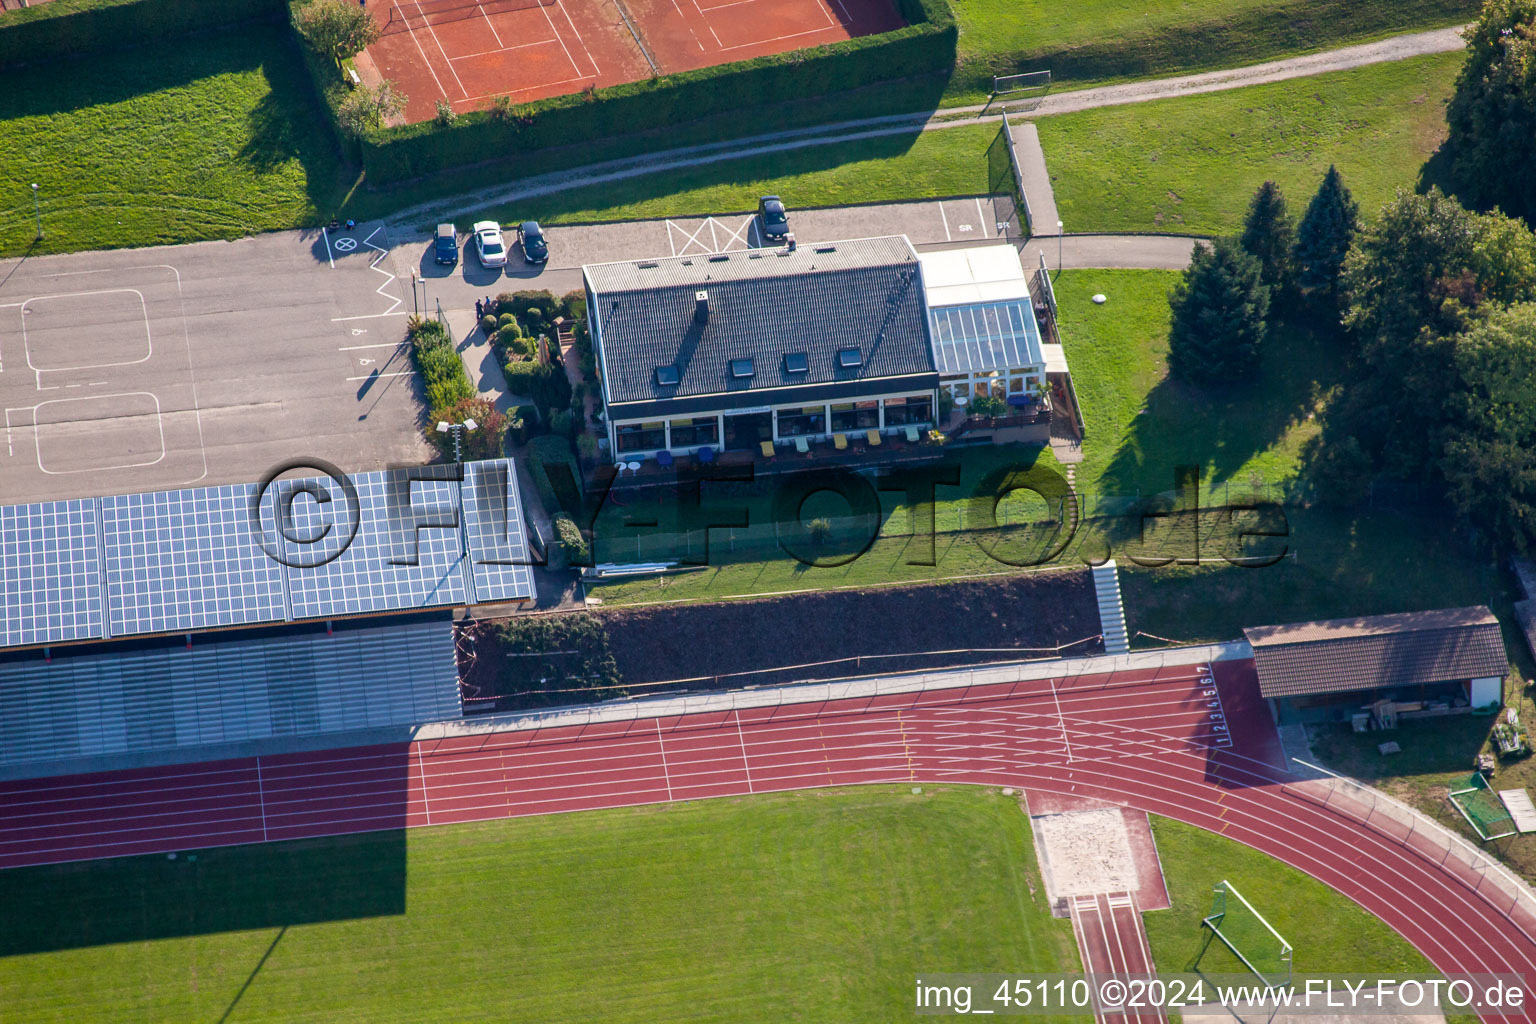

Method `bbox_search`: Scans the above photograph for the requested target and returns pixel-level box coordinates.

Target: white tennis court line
[395,2,454,100]
[691,0,724,48]
[556,0,600,76]
[409,1,468,97]
[664,0,704,50]
[457,71,590,102]
[540,1,587,85]
[478,1,507,47]
[451,36,559,60]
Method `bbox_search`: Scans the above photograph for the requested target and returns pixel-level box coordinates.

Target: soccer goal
[992,69,1052,97]
[1201,880,1293,989]
[1448,772,1519,841]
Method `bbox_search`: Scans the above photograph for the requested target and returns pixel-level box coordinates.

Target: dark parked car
[757,196,788,241]
[433,223,458,265]
[518,221,548,263]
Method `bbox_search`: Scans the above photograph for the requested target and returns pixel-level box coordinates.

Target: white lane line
[734,709,754,793]
[976,197,989,237]
[321,227,335,268]
[255,757,269,842]
[1052,677,1074,763]
[417,745,433,825]
[939,202,952,241]
[656,719,674,801]
[331,311,412,322]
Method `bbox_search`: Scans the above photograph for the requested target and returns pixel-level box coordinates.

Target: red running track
[1072,891,1163,1024]
[3,659,1535,1016]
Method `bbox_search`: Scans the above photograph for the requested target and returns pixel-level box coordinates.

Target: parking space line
[939,203,951,241]
[338,342,404,351]
[321,227,335,269]
[976,198,988,237]
[347,371,413,382]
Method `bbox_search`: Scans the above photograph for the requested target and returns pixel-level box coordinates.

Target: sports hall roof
[0,459,535,652]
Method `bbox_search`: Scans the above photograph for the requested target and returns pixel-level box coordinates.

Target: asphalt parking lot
[393,195,1023,313]
[0,195,1021,507]
[0,223,426,505]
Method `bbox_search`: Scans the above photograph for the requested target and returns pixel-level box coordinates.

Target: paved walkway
[445,308,522,414]
[1024,234,1200,270]
[392,27,1467,230]
[1010,121,1060,236]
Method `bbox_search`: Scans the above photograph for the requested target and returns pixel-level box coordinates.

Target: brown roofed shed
[1243,607,1507,699]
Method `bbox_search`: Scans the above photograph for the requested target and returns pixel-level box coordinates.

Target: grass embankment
[947,0,1473,102]
[0,786,1081,1023]
[0,25,347,257]
[1040,51,1462,236]
[1051,268,1510,645]
[471,123,1011,228]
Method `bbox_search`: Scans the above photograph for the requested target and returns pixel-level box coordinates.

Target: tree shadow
[1094,317,1343,554]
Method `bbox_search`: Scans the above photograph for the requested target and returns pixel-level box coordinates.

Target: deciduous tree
[293,0,380,65]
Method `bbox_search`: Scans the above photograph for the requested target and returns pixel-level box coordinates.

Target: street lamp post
[1056,220,1063,276]
[436,417,478,463]
[30,184,41,240]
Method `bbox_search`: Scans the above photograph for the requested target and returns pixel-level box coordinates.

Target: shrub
[478,314,498,336]
[488,94,515,121]
[497,312,519,330]
[407,316,450,353]
[549,408,572,435]
[576,433,599,460]
[485,612,620,707]
[505,359,572,422]
[425,395,508,459]
[552,511,590,567]
[562,289,587,323]
[434,99,457,126]
[337,79,405,138]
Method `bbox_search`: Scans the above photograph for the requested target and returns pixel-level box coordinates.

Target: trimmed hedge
[0,0,281,69]
[287,0,954,184]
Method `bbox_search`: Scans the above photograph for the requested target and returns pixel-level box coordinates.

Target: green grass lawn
[0,24,348,257]
[947,0,1474,102]
[0,786,1081,1024]
[1049,268,1510,645]
[1039,51,1461,236]
[1145,815,1472,1023]
[467,123,1012,229]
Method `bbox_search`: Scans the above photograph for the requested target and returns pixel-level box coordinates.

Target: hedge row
[286,0,954,185]
[0,0,281,69]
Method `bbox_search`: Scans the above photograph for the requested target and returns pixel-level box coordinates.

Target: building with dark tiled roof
[1243,606,1507,721]
[583,236,941,458]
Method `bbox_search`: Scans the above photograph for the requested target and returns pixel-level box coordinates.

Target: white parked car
[473,220,507,268]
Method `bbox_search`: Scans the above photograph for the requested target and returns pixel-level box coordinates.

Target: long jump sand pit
[360,0,907,123]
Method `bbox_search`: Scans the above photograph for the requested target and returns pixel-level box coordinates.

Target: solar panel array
[0,500,103,647]
[0,459,535,650]
[102,485,286,636]
[462,460,536,604]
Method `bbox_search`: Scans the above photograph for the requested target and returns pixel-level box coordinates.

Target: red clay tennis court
[358,0,907,124]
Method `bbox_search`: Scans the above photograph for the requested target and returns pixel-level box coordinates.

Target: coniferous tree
[1292,166,1359,317]
[1446,0,1536,221]
[1238,181,1295,293]
[1168,238,1271,390]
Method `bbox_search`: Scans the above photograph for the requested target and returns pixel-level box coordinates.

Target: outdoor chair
[794,436,810,454]
[833,433,848,450]
[760,441,775,458]
[904,425,920,443]
[866,429,882,447]
[656,450,674,468]
[696,446,715,464]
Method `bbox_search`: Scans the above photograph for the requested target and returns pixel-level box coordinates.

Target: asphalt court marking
[325,224,406,321]
[0,264,207,488]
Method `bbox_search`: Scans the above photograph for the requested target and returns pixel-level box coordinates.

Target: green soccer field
[0,787,1082,1024]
